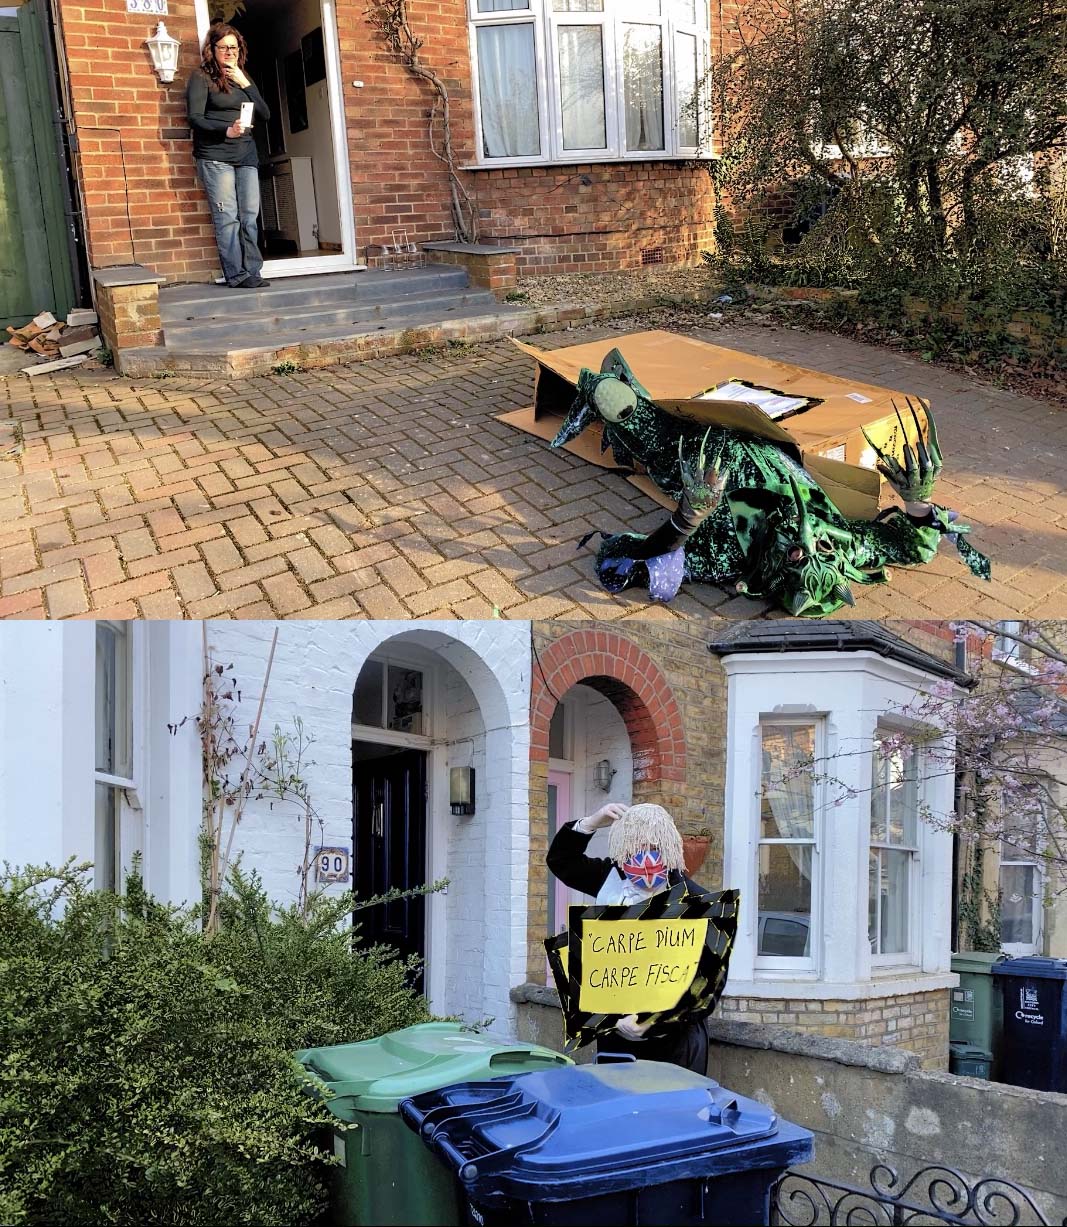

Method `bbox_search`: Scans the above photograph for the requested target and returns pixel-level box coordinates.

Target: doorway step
[119,265,529,378]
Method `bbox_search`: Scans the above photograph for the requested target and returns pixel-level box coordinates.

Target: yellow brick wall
[719,989,951,1069]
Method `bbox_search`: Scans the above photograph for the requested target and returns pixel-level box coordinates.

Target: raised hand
[582,802,628,831]
[862,399,943,503]
[677,428,728,528]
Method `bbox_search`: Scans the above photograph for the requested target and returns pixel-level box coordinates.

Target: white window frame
[93,622,146,894]
[868,728,922,969]
[351,651,436,750]
[998,789,1050,957]
[992,620,1039,675]
[754,715,823,975]
[720,651,959,1005]
[999,850,1043,956]
[467,0,711,168]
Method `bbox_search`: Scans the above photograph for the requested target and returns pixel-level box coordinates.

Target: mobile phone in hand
[239,102,254,128]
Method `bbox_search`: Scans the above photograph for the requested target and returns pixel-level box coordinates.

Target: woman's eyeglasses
[217,43,239,53]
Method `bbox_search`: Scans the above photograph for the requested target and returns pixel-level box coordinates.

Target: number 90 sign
[315,846,351,884]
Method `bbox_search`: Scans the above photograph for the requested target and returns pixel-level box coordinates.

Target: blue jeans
[196,160,263,285]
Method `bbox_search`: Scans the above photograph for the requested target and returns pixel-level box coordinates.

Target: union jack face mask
[619,847,668,890]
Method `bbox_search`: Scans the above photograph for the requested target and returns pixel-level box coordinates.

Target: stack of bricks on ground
[5,309,100,375]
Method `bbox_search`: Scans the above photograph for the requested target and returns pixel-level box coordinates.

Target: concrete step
[162,290,514,350]
[159,265,469,321]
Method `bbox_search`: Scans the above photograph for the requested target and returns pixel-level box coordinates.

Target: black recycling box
[992,957,1067,1093]
[399,1057,814,1226]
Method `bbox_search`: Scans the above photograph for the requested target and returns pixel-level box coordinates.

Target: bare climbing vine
[365,0,479,243]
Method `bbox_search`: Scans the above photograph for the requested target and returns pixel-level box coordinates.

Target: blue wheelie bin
[399,1057,814,1226]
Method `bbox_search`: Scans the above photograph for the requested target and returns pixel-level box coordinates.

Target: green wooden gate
[0,0,76,329]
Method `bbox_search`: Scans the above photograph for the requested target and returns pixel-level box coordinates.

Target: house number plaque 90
[315,846,351,884]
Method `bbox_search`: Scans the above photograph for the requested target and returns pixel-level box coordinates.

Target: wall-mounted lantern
[593,758,617,792]
[450,766,475,816]
[145,22,181,84]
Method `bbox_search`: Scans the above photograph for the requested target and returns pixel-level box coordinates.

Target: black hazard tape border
[544,883,740,1051]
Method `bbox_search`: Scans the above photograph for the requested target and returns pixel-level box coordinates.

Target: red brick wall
[530,626,688,785]
[475,163,714,274]
[55,0,716,283]
[57,0,221,281]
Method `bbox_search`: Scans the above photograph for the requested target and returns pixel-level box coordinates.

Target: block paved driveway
[1,318,1065,620]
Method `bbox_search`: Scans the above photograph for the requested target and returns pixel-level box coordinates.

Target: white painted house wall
[205,620,533,1031]
[0,621,203,906]
[0,620,532,1036]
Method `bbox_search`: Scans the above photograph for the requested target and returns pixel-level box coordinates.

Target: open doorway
[352,742,428,991]
[545,688,634,943]
[195,0,358,277]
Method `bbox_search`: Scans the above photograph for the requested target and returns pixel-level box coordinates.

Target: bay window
[757,721,818,967]
[869,734,920,962]
[468,0,710,165]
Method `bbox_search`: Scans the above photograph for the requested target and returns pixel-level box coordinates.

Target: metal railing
[772,1163,1065,1226]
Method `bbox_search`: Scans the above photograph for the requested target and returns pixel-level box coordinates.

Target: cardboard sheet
[504,331,922,521]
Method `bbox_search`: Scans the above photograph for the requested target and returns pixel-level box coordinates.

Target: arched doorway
[527,627,687,980]
[349,627,524,1023]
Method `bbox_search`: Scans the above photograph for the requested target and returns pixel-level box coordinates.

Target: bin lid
[402,1060,814,1202]
[949,1042,992,1060]
[295,1023,572,1115]
[991,957,1067,981]
[951,951,1007,974]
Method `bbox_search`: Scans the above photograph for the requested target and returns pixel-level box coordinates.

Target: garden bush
[0,861,431,1226]
[703,0,1067,344]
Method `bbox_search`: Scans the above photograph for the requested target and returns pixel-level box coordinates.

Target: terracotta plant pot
[682,835,711,877]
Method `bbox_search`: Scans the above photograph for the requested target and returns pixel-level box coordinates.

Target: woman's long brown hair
[199,22,248,93]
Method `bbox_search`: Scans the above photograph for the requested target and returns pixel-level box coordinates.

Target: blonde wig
[608,803,684,872]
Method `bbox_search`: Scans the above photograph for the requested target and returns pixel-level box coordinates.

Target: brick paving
[1,319,1065,620]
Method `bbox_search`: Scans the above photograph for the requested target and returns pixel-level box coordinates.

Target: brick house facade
[519,619,969,1069]
[49,0,733,288]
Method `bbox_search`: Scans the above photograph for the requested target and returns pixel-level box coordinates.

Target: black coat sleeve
[244,81,270,122]
[546,821,615,897]
[186,72,231,134]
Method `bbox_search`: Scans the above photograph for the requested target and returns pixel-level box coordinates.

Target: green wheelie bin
[296,1023,572,1227]
[950,952,1006,1077]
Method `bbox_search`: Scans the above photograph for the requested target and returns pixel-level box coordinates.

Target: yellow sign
[576,918,709,1014]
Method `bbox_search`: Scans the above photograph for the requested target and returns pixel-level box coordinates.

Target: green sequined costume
[556,358,991,617]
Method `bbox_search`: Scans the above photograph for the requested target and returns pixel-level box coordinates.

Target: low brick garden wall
[750,284,1067,367]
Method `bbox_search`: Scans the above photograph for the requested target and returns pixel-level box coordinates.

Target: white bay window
[469,0,710,165]
[757,721,818,967]
[720,650,960,1005]
[869,734,920,963]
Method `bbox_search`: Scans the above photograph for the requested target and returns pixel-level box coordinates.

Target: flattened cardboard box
[499,330,930,522]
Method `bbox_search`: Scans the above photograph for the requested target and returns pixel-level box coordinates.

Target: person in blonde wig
[547,800,715,1073]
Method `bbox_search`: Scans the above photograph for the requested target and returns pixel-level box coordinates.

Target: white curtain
[762,728,815,841]
[558,25,607,149]
[477,0,529,12]
[622,24,664,151]
[478,25,541,157]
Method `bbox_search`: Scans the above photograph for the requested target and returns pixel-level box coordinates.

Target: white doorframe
[192,0,361,278]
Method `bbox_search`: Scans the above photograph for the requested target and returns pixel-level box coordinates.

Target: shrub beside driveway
[0,864,430,1226]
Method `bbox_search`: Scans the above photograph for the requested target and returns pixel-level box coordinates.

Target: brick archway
[531,628,686,784]
[526,628,688,980]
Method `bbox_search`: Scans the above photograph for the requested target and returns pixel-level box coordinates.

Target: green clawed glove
[862,399,943,504]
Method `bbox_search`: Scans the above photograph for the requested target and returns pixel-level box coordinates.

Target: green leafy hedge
[0,863,431,1225]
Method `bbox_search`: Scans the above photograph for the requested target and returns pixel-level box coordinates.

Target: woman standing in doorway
[186,24,271,289]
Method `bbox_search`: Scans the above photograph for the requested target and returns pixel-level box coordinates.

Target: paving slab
[0,317,1064,620]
